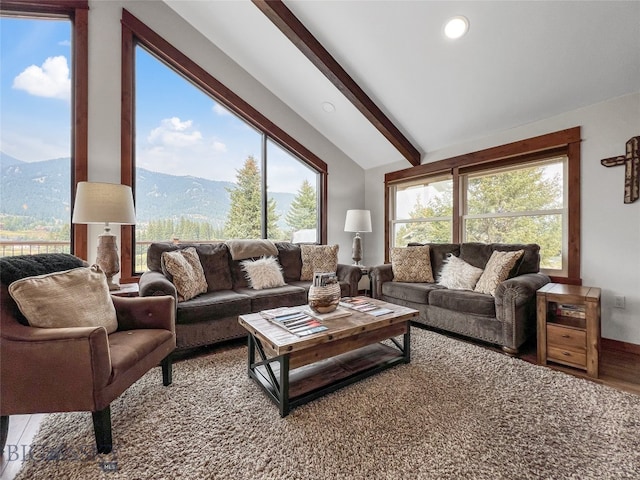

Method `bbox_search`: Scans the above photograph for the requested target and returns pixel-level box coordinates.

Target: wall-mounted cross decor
[600,136,639,204]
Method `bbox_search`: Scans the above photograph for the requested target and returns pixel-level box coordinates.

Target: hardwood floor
[2,333,638,480]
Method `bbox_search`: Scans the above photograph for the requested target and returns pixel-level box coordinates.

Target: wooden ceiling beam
[252,0,421,166]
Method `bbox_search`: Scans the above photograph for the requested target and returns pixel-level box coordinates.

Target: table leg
[279,354,290,417]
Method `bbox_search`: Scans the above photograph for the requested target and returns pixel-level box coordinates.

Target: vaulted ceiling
[164,0,640,170]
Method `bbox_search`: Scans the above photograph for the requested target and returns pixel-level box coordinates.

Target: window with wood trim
[0,0,88,259]
[120,10,327,280]
[386,128,581,283]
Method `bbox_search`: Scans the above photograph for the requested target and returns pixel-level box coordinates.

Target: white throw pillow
[241,256,286,290]
[437,254,484,290]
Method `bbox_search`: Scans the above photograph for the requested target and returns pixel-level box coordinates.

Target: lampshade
[344,209,372,233]
[72,182,136,225]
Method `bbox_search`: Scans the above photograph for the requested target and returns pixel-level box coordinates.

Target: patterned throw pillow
[437,254,484,290]
[241,256,286,290]
[8,265,118,333]
[300,245,339,281]
[391,246,434,283]
[474,250,524,296]
[161,247,208,301]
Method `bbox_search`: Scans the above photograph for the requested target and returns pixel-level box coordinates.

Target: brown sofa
[369,242,550,353]
[139,241,362,351]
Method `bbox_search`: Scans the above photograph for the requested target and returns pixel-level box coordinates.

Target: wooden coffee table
[238,299,418,417]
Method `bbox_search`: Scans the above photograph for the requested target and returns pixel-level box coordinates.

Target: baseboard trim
[602,337,640,355]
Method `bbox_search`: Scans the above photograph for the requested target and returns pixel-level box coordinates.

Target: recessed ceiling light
[321,101,335,113]
[444,16,469,39]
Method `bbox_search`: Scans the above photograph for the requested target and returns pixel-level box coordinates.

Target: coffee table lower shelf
[247,335,410,417]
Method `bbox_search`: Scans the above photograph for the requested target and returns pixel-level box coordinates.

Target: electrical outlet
[614,296,626,309]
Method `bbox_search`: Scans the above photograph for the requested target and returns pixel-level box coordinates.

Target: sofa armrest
[494,273,551,350]
[336,264,363,297]
[495,273,551,309]
[139,270,177,300]
[0,322,112,413]
[112,295,176,333]
[369,264,394,299]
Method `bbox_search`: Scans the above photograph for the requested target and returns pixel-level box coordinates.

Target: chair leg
[92,406,112,454]
[1,416,9,452]
[161,355,173,386]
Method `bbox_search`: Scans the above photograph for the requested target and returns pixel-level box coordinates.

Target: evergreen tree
[224,156,280,239]
[285,179,317,232]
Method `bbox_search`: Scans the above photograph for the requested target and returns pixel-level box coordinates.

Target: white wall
[365,92,640,345]
[85,0,365,267]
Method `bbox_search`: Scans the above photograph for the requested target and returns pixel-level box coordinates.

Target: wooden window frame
[385,127,582,284]
[119,9,328,282]
[1,0,89,259]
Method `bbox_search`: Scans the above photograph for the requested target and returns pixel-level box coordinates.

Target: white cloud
[212,102,232,116]
[147,117,203,148]
[212,140,227,153]
[58,40,71,47]
[12,56,71,100]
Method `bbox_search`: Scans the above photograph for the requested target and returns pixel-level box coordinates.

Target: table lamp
[72,182,136,290]
[344,209,372,266]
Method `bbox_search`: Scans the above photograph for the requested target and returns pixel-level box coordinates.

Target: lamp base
[351,233,362,266]
[96,232,121,291]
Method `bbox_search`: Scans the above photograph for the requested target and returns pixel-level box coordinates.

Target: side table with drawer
[536,283,601,378]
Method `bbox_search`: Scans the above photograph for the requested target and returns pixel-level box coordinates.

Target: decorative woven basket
[308,283,341,313]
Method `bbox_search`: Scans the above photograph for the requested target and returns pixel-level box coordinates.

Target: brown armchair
[0,254,176,454]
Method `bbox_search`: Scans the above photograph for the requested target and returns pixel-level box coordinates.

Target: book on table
[339,296,394,317]
[259,307,328,336]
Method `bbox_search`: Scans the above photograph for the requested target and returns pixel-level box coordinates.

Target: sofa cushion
[241,256,286,290]
[194,243,233,292]
[8,265,118,333]
[234,285,307,312]
[161,247,208,302]
[300,244,339,281]
[391,245,434,283]
[459,243,495,270]
[275,242,303,282]
[428,289,496,317]
[382,281,444,304]
[175,290,251,325]
[437,254,484,290]
[474,250,524,296]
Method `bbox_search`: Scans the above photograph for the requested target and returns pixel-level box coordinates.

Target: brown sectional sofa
[369,242,550,353]
[139,241,362,351]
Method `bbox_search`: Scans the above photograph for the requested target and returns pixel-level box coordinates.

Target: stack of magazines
[313,271,338,287]
[339,296,394,317]
[260,307,328,337]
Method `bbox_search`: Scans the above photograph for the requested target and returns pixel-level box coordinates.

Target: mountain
[0,155,295,228]
[0,151,25,169]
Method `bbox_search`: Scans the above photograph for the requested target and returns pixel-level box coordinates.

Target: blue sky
[1,17,316,194]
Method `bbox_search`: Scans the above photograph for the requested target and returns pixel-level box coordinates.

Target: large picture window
[386,128,581,282]
[121,10,325,279]
[0,1,88,259]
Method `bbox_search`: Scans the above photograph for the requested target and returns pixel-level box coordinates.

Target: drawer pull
[561,334,571,338]
[562,351,572,356]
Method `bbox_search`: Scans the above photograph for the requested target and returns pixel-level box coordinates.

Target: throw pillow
[8,265,118,333]
[300,244,339,281]
[391,246,434,283]
[161,247,208,302]
[474,250,524,296]
[241,256,286,290]
[437,254,484,290]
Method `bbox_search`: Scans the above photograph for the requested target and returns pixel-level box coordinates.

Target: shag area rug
[13,328,640,479]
